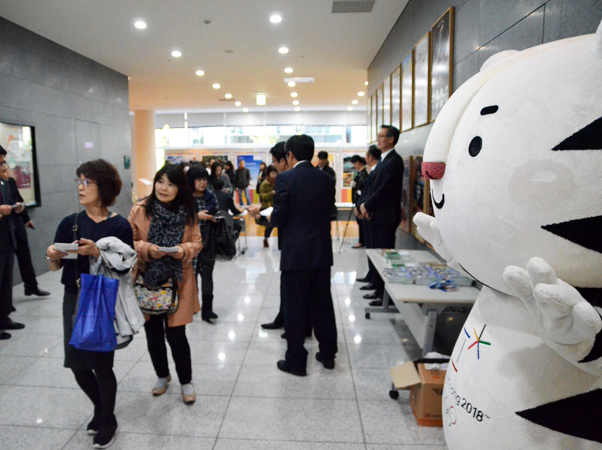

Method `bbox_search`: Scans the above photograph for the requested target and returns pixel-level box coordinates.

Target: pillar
[133,110,156,199]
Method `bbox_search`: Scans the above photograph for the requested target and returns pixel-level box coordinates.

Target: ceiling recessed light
[213,83,220,89]
[134,20,147,29]
[235,101,241,106]
[290,92,298,97]
[171,50,182,58]
[279,47,289,54]
[256,94,266,106]
[270,14,282,23]
[195,70,205,76]
[347,106,354,111]
[294,107,300,112]
[242,108,249,113]
[288,81,296,87]
[225,93,232,99]
[292,100,299,105]
[358,91,365,96]
[352,100,358,104]
[284,67,293,73]
[365,81,369,85]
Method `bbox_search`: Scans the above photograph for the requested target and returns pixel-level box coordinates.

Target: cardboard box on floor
[390,358,448,427]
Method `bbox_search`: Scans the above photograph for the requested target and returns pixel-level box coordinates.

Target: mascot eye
[469,136,482,157]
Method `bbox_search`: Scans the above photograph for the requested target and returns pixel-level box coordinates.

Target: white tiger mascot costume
[414,19,602,450]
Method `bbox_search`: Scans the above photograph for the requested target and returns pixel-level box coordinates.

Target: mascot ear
[593,19,602,59]
[480,50,520,72]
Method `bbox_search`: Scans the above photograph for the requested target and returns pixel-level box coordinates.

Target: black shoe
[93,417,118,448]
[363,293,380,300]
[360,283,376,291]
[369,300,383,307]
[24,287,50,297]
[277,360,307,377]
[207,311,218,319]
[87,412,101,435]
[0,318,25,330]
[0,331,11,340]
[201,316,214,324]
[356,276,371,283]
[316,352,335,369]
[261,321,283,330]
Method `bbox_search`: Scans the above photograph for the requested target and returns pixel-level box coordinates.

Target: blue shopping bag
[69,273,119,352]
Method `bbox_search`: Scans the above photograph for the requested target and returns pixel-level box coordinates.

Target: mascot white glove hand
[413,213,452,261]
[504,257,602,371]
[413,213,469,276]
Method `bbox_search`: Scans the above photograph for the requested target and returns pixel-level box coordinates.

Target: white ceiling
[0,0,408,114]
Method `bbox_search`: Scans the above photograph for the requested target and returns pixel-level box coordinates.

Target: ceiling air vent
[332,0,375,13]
[219,98,236,102]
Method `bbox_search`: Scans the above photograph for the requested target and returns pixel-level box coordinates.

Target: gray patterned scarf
[145,201,186,288]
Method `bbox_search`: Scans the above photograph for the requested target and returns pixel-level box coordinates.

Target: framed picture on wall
[370,94,377,142]
[414,32,431,127]
[431,7,454,121]
[383,74,391,125]
[376,84,384,132]
[391,66,401,130]
[165,151,197,166]
[401,50,414,132]
[0,121,41,207]
[399,156,412,232]
[410,155,426,243]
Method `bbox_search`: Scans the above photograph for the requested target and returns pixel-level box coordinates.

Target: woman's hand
[46,244,67,261]
[198,210,213,221]
[148,244,166,260]
[77,238,100,258]
[0,205,12,216]
[171,245,185,260]
[14,203,24,213]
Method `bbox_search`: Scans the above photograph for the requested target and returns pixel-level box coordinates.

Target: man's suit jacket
[0,178,16,252]
[362,149,404,225]
[271,161,334,272]
[7,177,29,241]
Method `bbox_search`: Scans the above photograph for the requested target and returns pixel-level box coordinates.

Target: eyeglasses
[74,178,96,187]
[376,133,391,139]
[0,161,6,166]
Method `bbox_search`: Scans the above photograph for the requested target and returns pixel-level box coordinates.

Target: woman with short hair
[46,159,133,449]
[128,164,201,405]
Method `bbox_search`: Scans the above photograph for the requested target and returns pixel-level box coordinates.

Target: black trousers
[362,220,375,282]
[357,217,365,246]
[0,249,15,320]
[15,235,38,290]
[369,223,398,297]
[144,314,192,384]
[282,268,337,371]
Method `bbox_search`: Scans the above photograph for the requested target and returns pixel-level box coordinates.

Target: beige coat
[128,201,202,327]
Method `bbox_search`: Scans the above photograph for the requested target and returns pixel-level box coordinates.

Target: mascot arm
[504,257,602,376]
[413,213,470,277]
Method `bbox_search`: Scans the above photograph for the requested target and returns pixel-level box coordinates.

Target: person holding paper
[186,165,220,323]
[0,161,50,297]
[128,164,201,405]
[0,146,25,340]
[46,159,133,448]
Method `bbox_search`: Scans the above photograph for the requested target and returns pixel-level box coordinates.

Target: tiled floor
[0,237,447,450]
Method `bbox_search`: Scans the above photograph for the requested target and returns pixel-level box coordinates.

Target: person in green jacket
[259,165,278,247]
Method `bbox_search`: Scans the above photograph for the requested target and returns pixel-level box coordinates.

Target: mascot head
[422,21,602,294]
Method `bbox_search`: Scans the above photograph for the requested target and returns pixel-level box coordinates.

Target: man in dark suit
[271,135,337,376]
[355,145,381,283]
[0,146,25,340]
[1,170,50,297]
[359,125,404,305]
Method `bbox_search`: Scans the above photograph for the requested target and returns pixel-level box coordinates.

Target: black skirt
[62,291,114,371]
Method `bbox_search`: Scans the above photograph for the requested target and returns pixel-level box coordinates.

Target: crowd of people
[0,125,403,448]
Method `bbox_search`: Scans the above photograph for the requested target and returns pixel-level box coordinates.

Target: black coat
[7,177,29,241]
[271,161,334,271]
[0,178,16,252]
[362,150,404,225]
